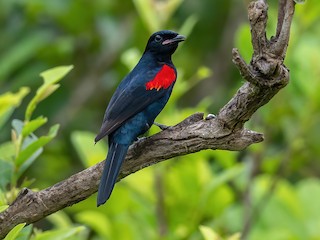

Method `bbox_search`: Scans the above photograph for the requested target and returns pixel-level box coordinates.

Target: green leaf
[0,88,30,130]
[19,133,41,165]
[40,65,73,85]
[16,124,59,176]
[71,131,107,167]
[12,119,24,137]
[4,223,26,240]
[35,84,60,103]
[0,205,9,213]
[294,0,305,3]
[32,226,87,240]
[199,225,220,240]
[15,224,33,240]
[21,116,48,137]
[25,65,73,120]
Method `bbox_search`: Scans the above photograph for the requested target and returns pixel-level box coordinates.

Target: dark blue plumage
[96,30,185,206]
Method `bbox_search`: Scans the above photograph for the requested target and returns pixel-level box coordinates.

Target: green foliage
[0,88,30,130]
[4,223,26,240]
[0,205,9,212]
[1,0,320,239]
[0,66,72,193]
[0,66,73,237]
[25,66,73,121]
[15,122,59,177]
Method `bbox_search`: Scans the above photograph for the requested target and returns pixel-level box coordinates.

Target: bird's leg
[153,122,169,131]
[205,113,216,120]
[135,123,152,141]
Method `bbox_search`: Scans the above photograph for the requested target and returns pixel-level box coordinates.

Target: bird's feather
[95,63,176,142]
[97,142,129,206]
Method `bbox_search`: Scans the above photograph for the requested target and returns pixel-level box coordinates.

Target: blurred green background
[1,0,320,239]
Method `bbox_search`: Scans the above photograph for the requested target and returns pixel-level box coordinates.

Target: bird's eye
[154,35,162,42]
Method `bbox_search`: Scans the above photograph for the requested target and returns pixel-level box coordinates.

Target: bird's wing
[95,65,176,142]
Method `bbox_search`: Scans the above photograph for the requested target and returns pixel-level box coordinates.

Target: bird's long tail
[97,142,129,206]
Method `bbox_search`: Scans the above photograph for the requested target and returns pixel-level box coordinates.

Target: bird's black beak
[162,34,186,45]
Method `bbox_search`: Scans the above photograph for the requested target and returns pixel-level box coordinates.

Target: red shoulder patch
[146,65,176,91]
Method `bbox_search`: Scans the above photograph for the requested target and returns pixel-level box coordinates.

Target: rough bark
[0,0,296,238]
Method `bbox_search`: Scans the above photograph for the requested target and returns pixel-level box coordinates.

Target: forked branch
[0,0,296,238]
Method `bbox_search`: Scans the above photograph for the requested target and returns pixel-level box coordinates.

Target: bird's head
[144,30,185,58]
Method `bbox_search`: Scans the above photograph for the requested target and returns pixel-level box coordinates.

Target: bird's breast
[145,64,176,91]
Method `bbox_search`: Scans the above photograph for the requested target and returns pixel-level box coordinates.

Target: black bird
[95,30,185,206]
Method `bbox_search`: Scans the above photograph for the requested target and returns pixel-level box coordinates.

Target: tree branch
[0,0,296,238]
